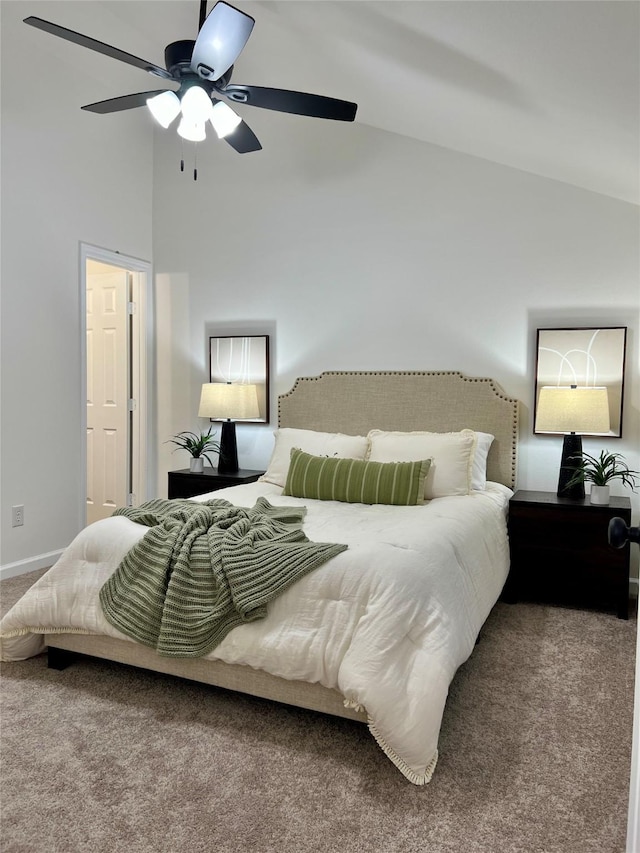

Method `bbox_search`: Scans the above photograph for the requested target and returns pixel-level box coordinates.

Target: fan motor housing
[165,40,196,76]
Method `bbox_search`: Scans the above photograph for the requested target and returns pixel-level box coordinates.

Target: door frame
[80,242,153,525]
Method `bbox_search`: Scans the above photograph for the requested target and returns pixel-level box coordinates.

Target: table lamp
[198,382,260,474]
[535,385,610,499]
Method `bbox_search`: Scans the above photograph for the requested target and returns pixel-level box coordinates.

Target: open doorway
[81,244,151,525]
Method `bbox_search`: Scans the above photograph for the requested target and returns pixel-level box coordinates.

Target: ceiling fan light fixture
[146,91,181,128]
[180,85,213,124]
[25,3,358,158]
[209,101,242,138]
[177,118,207,142]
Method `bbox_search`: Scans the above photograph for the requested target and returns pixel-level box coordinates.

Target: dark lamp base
[217,421,238,474]
[557,433,585,500]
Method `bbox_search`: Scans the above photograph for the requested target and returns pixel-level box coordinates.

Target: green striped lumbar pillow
[283,448,431,506]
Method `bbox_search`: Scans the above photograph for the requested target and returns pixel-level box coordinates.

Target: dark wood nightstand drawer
[168,468,264,499]
[509,509,621,557]
[506,489,632,618]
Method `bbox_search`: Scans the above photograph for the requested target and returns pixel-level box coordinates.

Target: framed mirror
[208,334,270,423]
[534,327,627,437]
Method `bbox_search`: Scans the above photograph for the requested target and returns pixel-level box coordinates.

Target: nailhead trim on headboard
[278,371,519,489]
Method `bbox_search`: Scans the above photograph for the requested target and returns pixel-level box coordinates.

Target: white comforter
[0,481,512,785]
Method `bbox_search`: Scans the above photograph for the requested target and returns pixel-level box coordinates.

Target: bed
[0,370,519,785]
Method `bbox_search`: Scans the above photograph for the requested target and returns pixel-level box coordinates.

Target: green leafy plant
[565,450,639,491]
[166,427,221,468]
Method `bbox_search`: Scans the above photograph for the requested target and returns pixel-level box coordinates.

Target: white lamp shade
[535,386,610,434]
[180,86,214,123]
[177,118,207,142]
[146,91,181,128]
[199,383,260,420]
[210,101,242,138]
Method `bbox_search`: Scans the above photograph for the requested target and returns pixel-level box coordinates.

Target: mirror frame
[534,326,627,437]
[208,334,270,424]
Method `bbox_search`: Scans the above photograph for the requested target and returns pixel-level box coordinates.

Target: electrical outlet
[11,505,24,527]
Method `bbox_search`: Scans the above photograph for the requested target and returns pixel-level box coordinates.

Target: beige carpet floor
[0,568,635,853]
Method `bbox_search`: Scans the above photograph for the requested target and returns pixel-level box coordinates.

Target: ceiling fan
[24,0,358,158]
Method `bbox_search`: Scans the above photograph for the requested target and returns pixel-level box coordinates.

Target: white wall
[152,115,639,537]
[0,2,154,572]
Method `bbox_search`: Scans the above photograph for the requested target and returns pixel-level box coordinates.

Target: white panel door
[86,263,129,524]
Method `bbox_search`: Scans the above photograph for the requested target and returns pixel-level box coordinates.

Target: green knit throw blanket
[99,497,347,658]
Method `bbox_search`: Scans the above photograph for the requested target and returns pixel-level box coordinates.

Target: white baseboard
[0,551,63,581]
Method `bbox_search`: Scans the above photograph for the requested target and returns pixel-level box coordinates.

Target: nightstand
[168,468,264,499]
[505,489,632,619]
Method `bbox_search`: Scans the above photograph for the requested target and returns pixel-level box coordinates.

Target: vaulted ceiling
[22,1,640,204]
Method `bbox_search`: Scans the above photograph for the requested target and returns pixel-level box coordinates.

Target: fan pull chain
[177,141,199,180]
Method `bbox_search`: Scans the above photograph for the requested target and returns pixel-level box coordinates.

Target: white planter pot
[589,484,610,505]
[190,457,204,473]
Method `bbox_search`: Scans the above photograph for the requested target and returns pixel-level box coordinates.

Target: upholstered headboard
[278,371,519,489]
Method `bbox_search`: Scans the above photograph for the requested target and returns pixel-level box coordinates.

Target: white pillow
[472,432,494,491]
[366,429,477,499]
[260,428,369,488]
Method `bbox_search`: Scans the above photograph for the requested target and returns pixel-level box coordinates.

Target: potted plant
[167,426,221,473]
[566,450,639,505]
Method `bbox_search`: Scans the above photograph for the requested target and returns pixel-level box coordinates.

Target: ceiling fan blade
[23,16,172,80]
[81,91,173,114]
[191,2,254,82]
[223,85,357,122]
[224,119,262,154]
